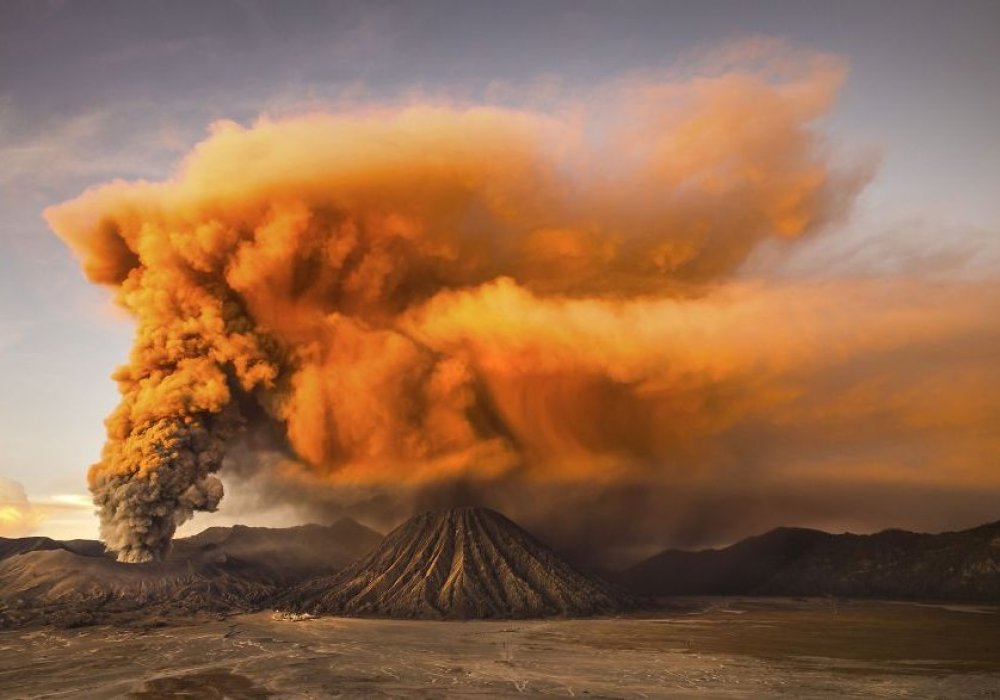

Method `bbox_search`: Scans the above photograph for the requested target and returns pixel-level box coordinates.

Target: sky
[0,0,998,557]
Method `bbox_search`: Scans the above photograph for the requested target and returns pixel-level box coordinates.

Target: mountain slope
[0,542,275,628]
[621,527,833,596]
[0,518,383,628]
[180,518,382,581]
[621,521,1000,601]
[282,507,630,619]
[0,536,66,560]
[0,536,120,563]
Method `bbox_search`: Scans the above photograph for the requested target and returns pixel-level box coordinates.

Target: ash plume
[46,50,873,562]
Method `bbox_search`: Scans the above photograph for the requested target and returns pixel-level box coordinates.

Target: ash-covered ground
[2,598,998,698]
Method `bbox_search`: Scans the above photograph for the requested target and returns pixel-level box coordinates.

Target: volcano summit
[281,506,631,619]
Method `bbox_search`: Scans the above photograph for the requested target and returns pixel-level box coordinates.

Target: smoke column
[46,51,868,562]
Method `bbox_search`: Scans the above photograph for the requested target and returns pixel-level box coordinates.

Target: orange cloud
[0,478,44,538]
[45,46,890,562]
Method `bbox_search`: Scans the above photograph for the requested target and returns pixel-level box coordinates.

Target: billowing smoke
[46,51,874,562]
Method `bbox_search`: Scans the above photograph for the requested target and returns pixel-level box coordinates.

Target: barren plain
[2,598,998,698]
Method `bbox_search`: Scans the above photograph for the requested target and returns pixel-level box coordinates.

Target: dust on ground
[1,598,998,698]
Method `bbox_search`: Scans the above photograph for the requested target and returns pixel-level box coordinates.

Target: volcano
[282,506,630,619]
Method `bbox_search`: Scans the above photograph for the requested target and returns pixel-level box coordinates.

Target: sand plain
[1,598,998,698]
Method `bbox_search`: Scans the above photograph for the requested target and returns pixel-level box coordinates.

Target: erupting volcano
[42,53,878,564]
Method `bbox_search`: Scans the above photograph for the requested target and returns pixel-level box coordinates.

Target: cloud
[0,477,97,539]
[45,44,869,562]
[0,477,44,537]
[43,40,998,564]
[745,216,1000,283]
[250,274,998,563]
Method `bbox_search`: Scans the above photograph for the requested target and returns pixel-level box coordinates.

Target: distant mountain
[281,507,631,619]
[6,512,997,628]
[0,518,382,628]
[0,536,124,561]
[0,536,66,560]
[0,545,276,627]
[180,518,382,582]
[620,521,1000,601]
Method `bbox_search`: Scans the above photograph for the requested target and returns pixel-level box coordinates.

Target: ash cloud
[46,46,996,564]
[208,278,1000,567]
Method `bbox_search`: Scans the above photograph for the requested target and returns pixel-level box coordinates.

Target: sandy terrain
[1,598,998,698]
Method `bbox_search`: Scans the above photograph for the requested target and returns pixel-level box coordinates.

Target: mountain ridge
[3,513,998,629]
[621,519,1000,600]
[0,518,382,628]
